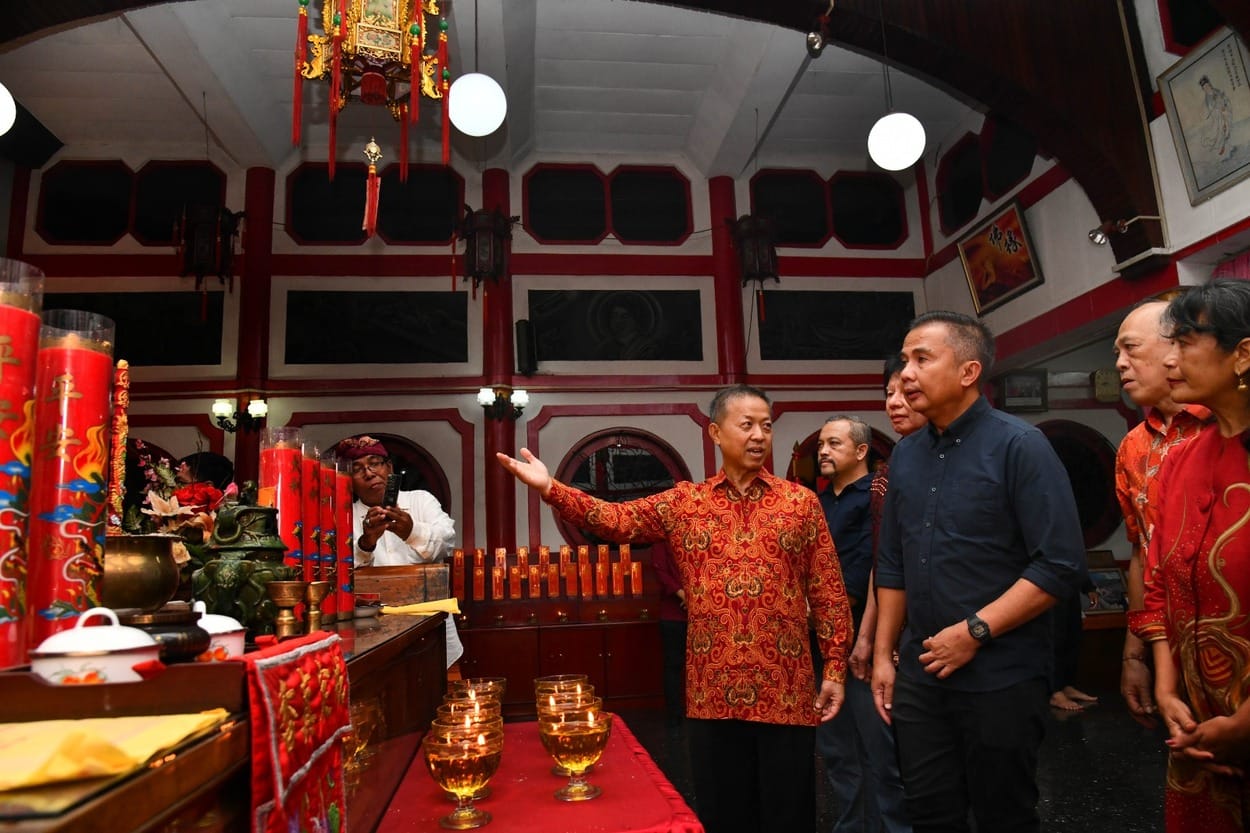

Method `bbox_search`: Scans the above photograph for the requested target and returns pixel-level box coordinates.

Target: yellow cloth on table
[381,598,460,616]
[0,709,229,792]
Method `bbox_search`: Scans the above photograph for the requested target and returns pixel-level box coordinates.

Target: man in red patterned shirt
[497,383,852,833]
[1113,299,1210,722]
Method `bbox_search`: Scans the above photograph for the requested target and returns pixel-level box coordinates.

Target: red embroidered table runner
[244,633,351,833]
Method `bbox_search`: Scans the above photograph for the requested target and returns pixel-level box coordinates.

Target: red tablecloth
[376,718,703,833]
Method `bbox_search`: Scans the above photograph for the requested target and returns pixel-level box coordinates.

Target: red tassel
[409,40,420,124]
[363,164,380,237]
[439,33,450,165]
[292,6,308,146]
[400,107,409,182]
[328,1,343,180]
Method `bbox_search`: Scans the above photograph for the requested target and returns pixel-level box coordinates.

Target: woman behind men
[1129,279,1250,832]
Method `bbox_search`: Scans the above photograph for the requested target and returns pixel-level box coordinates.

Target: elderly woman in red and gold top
[498,383,852,833]
[1129,279,1250,833]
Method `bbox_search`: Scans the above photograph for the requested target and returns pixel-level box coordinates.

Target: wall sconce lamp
[477,387,528,421]
[213,397,268,433]
[1088,215,1162,245]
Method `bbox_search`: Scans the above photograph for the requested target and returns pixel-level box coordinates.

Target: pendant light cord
[878,0,894,111]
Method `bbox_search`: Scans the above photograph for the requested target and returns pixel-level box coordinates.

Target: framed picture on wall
[957,202,1044,316]
[1087,568,1128,615]
[999,369,1048,412]
[1158,27,1250,205]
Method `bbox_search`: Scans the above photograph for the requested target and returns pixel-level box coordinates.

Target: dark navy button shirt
[876,396,1087,692]
[818,472,874,628]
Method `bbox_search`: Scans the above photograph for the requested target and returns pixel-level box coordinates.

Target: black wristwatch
[966,614,992,645]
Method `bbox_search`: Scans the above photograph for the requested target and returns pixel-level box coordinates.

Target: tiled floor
[620,681,1168,832]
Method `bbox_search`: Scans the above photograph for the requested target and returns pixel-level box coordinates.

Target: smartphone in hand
[382,473,401,507]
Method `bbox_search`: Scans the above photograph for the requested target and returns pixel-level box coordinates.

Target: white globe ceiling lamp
[448,72,507,137]
[868,111,926,171]
[866,6,925,171]
[0,83,16,137]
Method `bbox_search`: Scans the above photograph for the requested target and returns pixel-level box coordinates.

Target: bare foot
[1050,691,1083,711]
[1062,685,1098,704]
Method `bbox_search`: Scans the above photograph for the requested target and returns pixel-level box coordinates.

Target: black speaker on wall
[516,319,538,376]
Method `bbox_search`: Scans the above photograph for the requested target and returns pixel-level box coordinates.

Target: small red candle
[595,562,609,597]
[547,562,560,598]
[508,564,521,599]
[559,545,571,574]
[473,565,485,600]
[528,565,541,598]
[612,562,624,597]
[516,546,528,573]
[630,562,643,597]
[452,549,465,601]
[319,455,337,621]
[334,462,354,618]
[0,261,41,668]
[25,311,114,648]
[564,562,578,598]
[491,565,504,600]
[260,427,304,575]
[580,563,594,600]
[619,544,631,568]
[301,443,321,583]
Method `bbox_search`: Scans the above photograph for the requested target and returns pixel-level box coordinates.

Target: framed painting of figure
[957,203,1044,316]
[1159,27,1250,205]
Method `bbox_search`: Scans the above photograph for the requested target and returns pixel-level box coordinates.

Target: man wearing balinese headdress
[337,435,456,567]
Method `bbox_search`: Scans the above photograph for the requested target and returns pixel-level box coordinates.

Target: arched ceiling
[4,0,1249,272]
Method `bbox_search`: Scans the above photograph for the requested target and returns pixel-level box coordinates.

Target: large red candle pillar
[234,167,276,486]
[481,168,516,553]
[709,176,746,382]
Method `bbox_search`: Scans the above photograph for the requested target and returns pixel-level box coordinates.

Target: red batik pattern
[547,469,851,726]
[1130,427,1250,833]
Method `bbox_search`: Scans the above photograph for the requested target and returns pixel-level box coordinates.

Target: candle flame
[463,715,470,729]
[589,710,596,724]
[468,689,477,701]
[477,733,486,746]
[548,694,555,708]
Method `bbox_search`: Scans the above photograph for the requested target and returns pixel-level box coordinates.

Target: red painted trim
[915,156,933,262]
[374,162,465,247]
[776,256,924,278]
[827,171,908,250]
[709,175,745,381]
[1150,89,1165,120]
[286,407,477,548]
[996,261,1180,364]
[604,164,694,246]
[131,161,226,246]
[750,168,833,248]
[283,162,369,247]
[128,413,224,455]
[35,160,133,247]
[936,132,981,237]
[1172,213,1250,261]
[522,163,609,245]
[523,403,711,548]
[7,166,30,260]
[927,164,1072,274]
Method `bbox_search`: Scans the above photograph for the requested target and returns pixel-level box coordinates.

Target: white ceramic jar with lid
[29,607,161,684]
[192,601,246,661]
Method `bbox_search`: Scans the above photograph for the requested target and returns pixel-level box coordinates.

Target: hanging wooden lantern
[460,206,516,294]
[177,205,244,292]
[731,214,779,284]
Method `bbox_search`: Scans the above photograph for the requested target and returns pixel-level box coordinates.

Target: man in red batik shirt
[497,383,852,833]
[1113,299,1210,722]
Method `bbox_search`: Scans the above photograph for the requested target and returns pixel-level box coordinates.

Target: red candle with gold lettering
[0,260,41,668]
[564,562,578,598]
[547,562,560,598]
[319,454,337,620]
[452,549,465,601]
[335,459,354,618]
[528,565,541,598]
[259,427,304,574]
[508,565,521,599]
[630,562,643,597]
[301,442,320,583]
[25,310,114,648]
[612,562,624,597]
[491,565,504,600]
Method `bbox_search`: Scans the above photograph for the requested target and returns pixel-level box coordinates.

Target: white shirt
[353,489,456,567]
[351,488,462,667]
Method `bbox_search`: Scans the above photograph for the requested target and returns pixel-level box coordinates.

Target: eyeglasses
[351,457,390,476]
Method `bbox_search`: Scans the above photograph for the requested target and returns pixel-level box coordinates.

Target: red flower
[173,482,224,513]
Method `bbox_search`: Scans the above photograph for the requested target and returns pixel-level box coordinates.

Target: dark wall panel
[46,291,224,366]
[284,290,467,364]
[528,289,702,362]
[758,290,914,361]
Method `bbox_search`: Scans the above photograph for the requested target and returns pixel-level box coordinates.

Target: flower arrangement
[123,441,235,567]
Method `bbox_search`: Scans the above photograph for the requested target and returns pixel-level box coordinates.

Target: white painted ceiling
[0,0,977,176]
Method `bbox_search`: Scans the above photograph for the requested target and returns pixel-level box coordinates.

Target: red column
[709,176,745,382]
[234,167,276,486]
[481,168,516,552]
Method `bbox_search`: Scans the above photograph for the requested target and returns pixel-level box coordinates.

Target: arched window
[551,429,691,548]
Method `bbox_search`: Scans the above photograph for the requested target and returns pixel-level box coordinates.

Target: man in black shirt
[872,311,1086,833]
